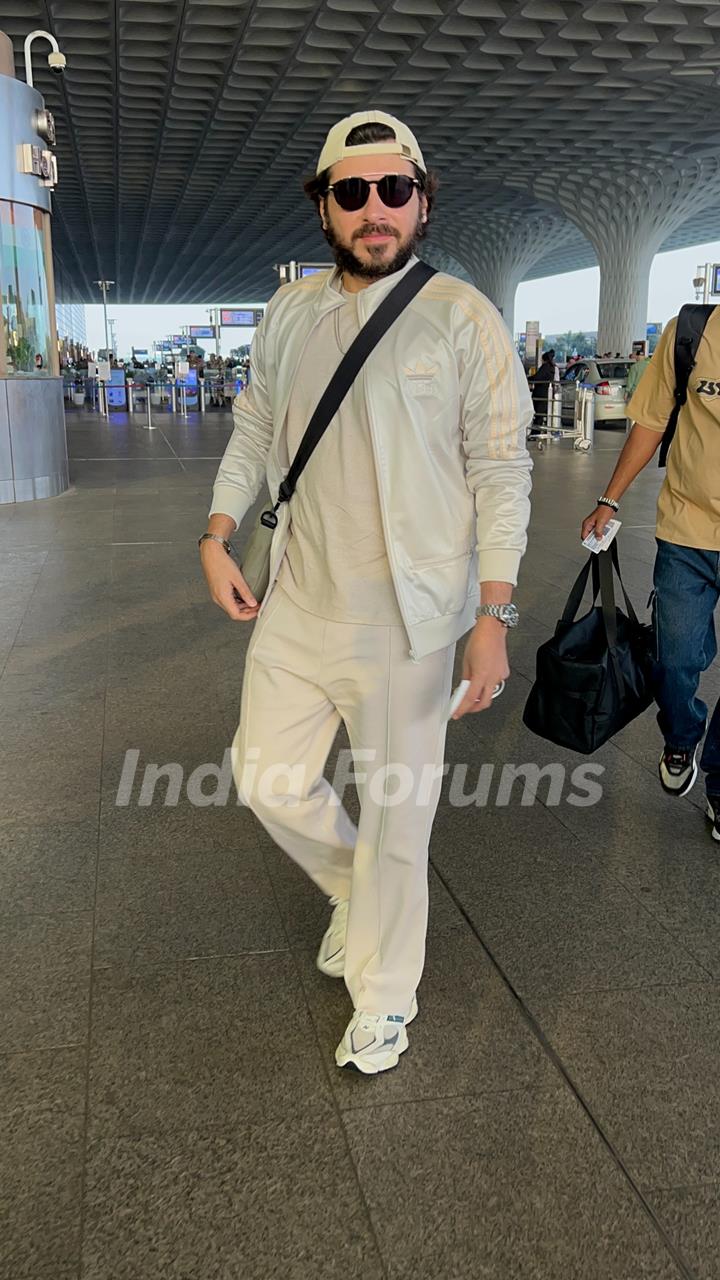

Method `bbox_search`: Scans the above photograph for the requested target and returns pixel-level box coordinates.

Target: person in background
[625,348,652,433]
[529,349,556,434]
[625,348,652,399]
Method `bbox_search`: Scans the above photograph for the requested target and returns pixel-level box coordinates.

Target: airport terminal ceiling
[2,0,720,305]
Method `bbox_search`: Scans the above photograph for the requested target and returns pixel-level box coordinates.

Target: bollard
[550,383,563,437]
[139,388,155,430]
[200,380,206,413]
[127,381,134,414]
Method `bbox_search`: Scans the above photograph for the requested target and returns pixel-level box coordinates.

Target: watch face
[501,605,519,626]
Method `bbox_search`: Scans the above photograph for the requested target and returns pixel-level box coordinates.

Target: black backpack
[658,303,715,466]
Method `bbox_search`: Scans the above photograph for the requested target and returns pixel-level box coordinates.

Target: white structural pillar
[532,159,720,355]
[432,210,577,334]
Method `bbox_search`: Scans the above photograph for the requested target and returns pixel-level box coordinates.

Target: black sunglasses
[326,174,422,213]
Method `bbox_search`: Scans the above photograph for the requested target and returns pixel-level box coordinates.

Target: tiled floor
[1,407,718,1279]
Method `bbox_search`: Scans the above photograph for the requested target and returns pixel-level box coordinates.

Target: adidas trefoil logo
[403,359,439,379]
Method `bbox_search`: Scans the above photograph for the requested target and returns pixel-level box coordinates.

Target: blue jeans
[653,539,720,794]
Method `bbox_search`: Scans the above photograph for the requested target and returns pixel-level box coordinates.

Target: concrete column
[594,228,656,356]
[532,160,720,355]
[432,209,577,334]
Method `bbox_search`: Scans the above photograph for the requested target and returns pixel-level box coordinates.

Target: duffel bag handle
[607,541,640,626]
[561,542,639,635]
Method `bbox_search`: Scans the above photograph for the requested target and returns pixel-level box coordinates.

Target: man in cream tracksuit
[200,110,533,1074]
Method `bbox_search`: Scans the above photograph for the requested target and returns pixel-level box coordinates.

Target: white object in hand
[447,678,505,720]
[582,518,621,555]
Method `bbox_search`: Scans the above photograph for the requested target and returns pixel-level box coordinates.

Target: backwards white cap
[316,110,426,177]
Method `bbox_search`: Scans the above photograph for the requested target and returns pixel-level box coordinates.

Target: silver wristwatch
[475,603,519,628]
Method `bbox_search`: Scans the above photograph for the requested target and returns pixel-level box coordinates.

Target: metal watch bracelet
[198,533,232,554]
[475,603,519,628]
[597,496,619,511]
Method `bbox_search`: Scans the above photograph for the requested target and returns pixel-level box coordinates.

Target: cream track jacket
[210,257,533,661]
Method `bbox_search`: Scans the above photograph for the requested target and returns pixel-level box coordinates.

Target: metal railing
[68,370,250,420]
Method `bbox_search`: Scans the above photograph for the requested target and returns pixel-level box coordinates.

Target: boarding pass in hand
[582,518,621,554]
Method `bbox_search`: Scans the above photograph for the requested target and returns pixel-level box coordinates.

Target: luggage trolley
[527,381,594,453]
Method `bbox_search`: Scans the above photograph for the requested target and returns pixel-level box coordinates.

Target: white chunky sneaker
[335,996,418,1075]
[316,897,349,978]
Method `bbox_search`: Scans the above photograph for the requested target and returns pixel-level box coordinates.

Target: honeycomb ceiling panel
[1,0,719,303]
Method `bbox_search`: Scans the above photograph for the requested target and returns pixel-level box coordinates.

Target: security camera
[48,50,66,74]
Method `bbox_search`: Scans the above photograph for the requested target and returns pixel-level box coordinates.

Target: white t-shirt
[276,282,403,625]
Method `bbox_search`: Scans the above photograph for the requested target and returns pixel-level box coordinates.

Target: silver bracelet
[597,495,619,511]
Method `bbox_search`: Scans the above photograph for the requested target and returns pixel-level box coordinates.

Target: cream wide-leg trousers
[231,587,455,1015]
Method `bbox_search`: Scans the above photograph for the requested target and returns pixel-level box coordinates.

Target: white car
[560,359,631,426]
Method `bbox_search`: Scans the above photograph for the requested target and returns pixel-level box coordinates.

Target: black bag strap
[561,555,596,627]
[560,543,638,639]
[264,261,436,521]
[597,548,618,651]
[658,303,714,468]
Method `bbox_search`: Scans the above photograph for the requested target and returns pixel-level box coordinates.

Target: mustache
[352,223,400,241]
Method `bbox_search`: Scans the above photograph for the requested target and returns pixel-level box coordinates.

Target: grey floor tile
[0,818,97,916]
[530,984,720,1188]
[576,812,720,977]
[2,634,109,689]
[81,1106,384,1280]
[100,721,233,805]
[0,693,105,751]
[0,750,102,823]
[0,1042,86,1118]
[0,548,48,582]
[651,1186,720,1280]
[533,981,720,1072]
[0,1046,85,1280]
[432,805,709,997]
[0,913,92,1053]
[93,809,285,968]
[69,459,184,488]
[12,605,109,647]
[346,1092,684,1279]
[88,953,330,1137]
[572,1082,720,1193]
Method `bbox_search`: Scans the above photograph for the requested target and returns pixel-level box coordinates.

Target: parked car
[560,359,631,426]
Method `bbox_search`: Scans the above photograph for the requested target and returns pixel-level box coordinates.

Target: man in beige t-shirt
[582,306,720,838]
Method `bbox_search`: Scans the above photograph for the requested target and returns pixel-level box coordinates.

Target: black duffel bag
[523,543,655,754]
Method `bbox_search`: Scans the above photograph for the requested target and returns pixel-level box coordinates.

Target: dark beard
[323,217,423,280]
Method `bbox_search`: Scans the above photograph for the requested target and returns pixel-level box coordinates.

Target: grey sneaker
[659,745,699,797]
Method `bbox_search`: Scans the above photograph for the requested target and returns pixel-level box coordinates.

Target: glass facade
[0,199,58,376]
[55,301,87,346]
